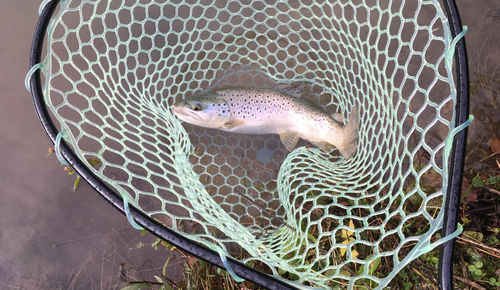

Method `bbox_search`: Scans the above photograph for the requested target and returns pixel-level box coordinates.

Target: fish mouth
[171,105,184,115]
[172,105,202,121]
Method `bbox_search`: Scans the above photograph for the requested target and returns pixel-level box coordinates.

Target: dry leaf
[348,219,355,232]
[242,280,254,289]
[420,173,443,193]
[340,220,358,258]
[118,263,128,282]
[340,237,355,256]
[464,231,483,242]
[487,134,500,153]
[351,248,359,259]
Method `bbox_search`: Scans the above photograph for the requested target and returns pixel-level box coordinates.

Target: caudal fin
[337,105,359,159]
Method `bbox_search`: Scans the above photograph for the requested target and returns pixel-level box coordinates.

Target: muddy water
[0,0,498,289]
[456,0,500,171]
[0,2,181,289]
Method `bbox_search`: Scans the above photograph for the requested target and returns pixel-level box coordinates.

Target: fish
[172,85,359,159]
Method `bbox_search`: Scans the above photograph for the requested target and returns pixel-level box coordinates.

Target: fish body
[172,87,359,159]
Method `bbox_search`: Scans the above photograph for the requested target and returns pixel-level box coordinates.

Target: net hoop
[28,0,469,289]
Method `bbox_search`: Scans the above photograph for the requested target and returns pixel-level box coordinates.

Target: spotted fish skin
[172,87,359,159]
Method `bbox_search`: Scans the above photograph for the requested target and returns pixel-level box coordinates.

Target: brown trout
[172,86,359,159]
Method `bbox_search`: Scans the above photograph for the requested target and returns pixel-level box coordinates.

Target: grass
[123,154,499,290]
[106,177,495,290]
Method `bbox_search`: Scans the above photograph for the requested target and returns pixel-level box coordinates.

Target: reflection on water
[458,2,500,173]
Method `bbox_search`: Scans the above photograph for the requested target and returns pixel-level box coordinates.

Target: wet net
[29,0,470,288]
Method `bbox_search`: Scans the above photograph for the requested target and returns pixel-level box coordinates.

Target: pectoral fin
[279,131,301,152]
[223,120,245,129]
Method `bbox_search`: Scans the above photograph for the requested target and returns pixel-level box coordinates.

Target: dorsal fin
[272,84,305,98]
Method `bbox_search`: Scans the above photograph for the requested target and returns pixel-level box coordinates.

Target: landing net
[30,0,470,288]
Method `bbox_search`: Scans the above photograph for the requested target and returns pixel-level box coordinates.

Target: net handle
[27,1,299,289]
[438,0,470,289]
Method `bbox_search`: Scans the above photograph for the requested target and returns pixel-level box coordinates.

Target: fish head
[172,92,232,129]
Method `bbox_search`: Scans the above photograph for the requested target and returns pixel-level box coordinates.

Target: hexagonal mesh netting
[30,0,470,288]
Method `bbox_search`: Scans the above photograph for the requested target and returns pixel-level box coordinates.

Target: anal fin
[309,141,328,149]
[279,131,301,152]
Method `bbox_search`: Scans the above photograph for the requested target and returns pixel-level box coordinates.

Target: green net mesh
[37,0,468,288]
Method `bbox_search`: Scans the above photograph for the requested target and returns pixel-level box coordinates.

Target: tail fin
[337,105,359,159]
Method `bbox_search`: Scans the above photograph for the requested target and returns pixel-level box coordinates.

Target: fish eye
[192,103,202,111]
